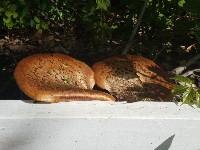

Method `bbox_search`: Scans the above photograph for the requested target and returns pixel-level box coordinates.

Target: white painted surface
[0,100,200,150]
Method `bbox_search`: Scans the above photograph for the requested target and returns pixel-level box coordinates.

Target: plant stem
[122,0,148,55]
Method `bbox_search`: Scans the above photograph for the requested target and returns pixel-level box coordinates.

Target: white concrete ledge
[1,100,200,119]
[0,100,200,150]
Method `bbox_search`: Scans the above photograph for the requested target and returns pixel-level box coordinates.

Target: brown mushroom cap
[14,53,115,102]
[92,55,174,102]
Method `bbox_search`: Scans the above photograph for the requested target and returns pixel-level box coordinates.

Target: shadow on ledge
[154,134,175,150]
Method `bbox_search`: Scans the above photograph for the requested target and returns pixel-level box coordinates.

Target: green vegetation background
[0,0,199,63]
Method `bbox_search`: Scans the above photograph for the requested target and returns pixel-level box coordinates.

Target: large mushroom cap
[14,53,96,102]
[92,55,174,102]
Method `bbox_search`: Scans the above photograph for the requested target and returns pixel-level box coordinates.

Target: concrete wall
[0,100,200,150]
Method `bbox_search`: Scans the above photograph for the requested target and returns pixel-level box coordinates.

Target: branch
[182,69,200,77]
[171,53,200,75]
[122,0,148,55]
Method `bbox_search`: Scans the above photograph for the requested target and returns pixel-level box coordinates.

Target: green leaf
[96,0,110,11]
[195,91,200,107]
[41,21,48,30]
[3,17,14,29]
[111,25,118,29]
[172,75,194,84]
[12,12,18,18]
[178,0,185,7]
[158,13,164,18]
[172,85,187,95]
[34,16,40,23]
[36,24,40,30]
[182,88,193,104]
[5,11,12,17]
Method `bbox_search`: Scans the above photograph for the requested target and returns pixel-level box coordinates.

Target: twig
[182,69,200,77]
[171,53,200,75]
[122,0,148,55]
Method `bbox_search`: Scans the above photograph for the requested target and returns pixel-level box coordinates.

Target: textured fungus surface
[92,55,174,102]
[14,53,115,102]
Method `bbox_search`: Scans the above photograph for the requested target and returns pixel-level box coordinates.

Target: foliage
[187,0,200,45]
[172,75,200,107]
[0,0,76,30]
[96,0,110,11]
[0,0,199,56]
